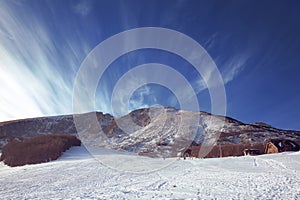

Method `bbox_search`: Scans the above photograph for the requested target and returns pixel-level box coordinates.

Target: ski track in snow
[0,147,300,199]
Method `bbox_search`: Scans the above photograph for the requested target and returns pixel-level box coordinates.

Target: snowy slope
[0,146,299,199]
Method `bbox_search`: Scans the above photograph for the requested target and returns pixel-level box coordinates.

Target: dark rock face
[129,108,151,127]
[0,134,81,167]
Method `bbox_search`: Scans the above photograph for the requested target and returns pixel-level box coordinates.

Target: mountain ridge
[1,107,300,157]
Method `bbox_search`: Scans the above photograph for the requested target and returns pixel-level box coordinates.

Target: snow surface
[0,147,300,199]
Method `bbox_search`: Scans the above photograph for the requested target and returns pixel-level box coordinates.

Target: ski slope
[0,147,299,199]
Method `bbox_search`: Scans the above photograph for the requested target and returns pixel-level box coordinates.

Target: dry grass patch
[0,134,81,167]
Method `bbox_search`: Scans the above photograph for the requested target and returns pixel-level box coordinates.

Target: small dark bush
[0,134,81,167]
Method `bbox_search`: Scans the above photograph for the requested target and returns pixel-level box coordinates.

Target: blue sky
[0,0,300,130]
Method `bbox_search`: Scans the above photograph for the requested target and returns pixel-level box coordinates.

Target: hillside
[1,107,300,158]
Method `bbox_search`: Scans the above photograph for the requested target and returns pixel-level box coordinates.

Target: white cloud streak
[193,54,249,94]
[72,0,92,17]
[0,2,248,122]
[0,2,83,122]
[192,33,250,94]
[128,85,152,112]
[221,54,249,84]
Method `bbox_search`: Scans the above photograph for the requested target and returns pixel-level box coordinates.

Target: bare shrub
[0,134,81,167]
[185,143,265,158]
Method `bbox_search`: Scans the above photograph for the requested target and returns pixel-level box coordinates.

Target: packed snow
[0,147,299,199]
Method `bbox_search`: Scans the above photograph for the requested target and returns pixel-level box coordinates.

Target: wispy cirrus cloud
[0,1,84,122]
[128,85,153,111]
[192,32,250,94]
[72,0,92,17]
[0,1,248,122]
[221,54,249,84]
[191,54,248,99]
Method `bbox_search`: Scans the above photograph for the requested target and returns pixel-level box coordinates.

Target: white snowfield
[0,147,299,199]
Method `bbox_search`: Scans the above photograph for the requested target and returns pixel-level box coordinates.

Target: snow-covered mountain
[1,107,300,157]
